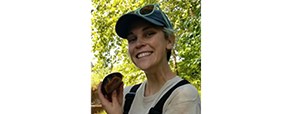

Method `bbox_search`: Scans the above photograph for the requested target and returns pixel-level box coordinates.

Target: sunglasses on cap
[130,4,173,29]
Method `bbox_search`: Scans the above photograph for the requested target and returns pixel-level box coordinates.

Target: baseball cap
[115,4,173,38]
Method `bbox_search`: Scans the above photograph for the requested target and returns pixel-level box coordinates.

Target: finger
[97,82,110,106]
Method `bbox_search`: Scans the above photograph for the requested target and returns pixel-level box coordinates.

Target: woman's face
[126,21,173,71]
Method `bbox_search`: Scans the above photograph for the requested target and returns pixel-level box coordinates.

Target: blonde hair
[162,27,175,61]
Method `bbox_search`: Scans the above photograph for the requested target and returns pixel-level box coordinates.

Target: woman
[98,4,201,114]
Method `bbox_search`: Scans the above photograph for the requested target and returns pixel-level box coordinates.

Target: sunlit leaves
[91,0,201,93]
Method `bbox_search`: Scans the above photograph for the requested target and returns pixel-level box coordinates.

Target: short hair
[162,27,175,61]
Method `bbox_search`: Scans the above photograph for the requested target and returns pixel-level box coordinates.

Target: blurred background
[91,0,201,113]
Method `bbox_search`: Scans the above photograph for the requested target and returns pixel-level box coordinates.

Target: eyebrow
[142,26,153,31]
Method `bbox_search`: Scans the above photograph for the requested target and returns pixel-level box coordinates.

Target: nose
[135,37,146,49]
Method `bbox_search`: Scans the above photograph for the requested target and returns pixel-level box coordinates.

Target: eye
[127,35,137,43]
[145,31,156,38]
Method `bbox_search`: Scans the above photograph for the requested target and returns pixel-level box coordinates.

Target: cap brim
[115,13,164,38]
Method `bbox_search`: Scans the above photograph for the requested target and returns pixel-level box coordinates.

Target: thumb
[118,83,124,105]
[111,90,119,105]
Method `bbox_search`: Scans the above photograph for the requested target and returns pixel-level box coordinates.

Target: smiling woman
[126,21,172,72]
[96,3,201,114]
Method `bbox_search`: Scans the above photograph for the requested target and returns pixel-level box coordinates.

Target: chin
[137,64,150,70]
[135,62,152,70]
[133,57,158,71]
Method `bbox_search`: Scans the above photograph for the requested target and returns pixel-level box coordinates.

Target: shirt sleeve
[164,84,201,114]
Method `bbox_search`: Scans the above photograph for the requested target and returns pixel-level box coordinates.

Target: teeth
[137,52,151,58]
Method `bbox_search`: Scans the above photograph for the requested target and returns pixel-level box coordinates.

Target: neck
[144,62,176,97]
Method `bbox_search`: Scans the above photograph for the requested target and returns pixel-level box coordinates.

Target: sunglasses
[131,4,173,29]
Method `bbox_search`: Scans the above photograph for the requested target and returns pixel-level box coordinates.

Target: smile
[136,51,153,59]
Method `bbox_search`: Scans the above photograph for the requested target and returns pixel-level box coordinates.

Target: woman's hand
[97,82,124,114]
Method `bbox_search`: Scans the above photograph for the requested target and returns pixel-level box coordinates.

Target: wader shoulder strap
[123,83,141,114]
[149,79,190,114]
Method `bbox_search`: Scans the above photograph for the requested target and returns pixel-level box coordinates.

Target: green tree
[91,1,201,112]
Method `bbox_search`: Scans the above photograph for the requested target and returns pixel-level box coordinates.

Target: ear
[166,35,175,50]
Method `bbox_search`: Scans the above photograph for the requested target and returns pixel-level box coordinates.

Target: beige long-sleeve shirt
[123,76,201,114]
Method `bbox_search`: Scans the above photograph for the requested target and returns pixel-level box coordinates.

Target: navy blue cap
[115,10,173,39]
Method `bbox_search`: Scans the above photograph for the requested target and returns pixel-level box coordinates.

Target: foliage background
[91,0,200,113]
